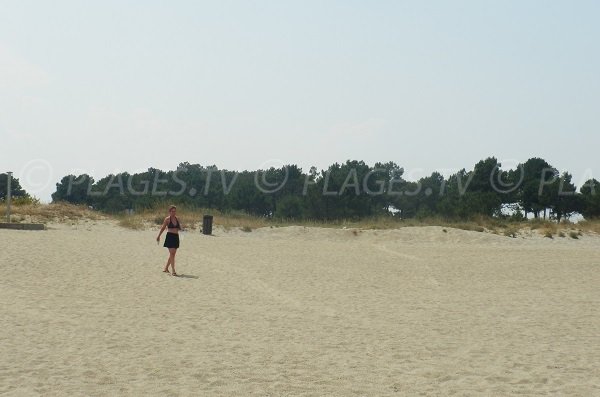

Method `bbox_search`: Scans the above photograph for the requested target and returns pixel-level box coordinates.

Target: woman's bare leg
[169,248,177,275]
[163,255,172,272]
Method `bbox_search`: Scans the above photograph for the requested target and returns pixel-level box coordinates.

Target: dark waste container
[202,215,213,235]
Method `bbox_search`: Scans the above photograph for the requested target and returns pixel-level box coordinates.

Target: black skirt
[164,232,180,248]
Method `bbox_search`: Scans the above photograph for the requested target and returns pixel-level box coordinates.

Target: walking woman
[156,205,183,276]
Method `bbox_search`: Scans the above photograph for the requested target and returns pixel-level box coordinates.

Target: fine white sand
[1,221,599,396]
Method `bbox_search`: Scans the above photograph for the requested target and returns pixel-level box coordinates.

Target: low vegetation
[2,202,599,241]
[0,201,105,224]
[569,231,579,239]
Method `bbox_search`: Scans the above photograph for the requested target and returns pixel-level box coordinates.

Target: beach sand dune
[1,222,599,396]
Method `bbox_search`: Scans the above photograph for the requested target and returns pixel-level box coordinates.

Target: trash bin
[202,215,213,235]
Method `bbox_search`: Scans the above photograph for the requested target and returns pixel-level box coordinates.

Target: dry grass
[117,216,145,230]
[111,207,271,232]
[538,223,558,235]
[215,210,270,231]
[454,223,485,233]
[543,229,554,239]
[577,220,600,235]
[5,202,600,239]
[540,225,557,239]
[0,202,104,224]
[115,210,202,231]
[503,227,519,238]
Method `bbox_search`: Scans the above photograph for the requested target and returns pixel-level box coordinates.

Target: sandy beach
[1,221,599,396]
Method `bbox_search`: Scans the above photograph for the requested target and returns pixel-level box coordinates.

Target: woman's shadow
[175,274,199,279]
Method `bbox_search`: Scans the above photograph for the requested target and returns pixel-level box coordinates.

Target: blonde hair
[169,205,177,211]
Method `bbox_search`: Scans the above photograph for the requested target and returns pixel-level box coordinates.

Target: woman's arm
[156,218,168,241]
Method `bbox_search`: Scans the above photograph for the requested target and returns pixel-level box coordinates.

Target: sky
[1,0,599,202]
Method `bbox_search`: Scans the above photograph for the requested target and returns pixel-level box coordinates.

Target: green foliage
[48,157,594,223]
[0,173,28,201]
[580,179,600,219]
[508,210,526,222]
[275,195,305,219]
[12,195,41,205]
[52,174,94,205]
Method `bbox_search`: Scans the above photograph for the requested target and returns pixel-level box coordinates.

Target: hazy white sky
[1,0,599,202]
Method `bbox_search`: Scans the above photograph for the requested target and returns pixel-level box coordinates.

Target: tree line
[43,157,600,221]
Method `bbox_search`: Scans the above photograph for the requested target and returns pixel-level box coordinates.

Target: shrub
[569,231,579,239]
[504,227,518,238]
[13,195,41,206]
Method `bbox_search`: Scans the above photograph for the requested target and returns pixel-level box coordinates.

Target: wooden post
[6,171,12,223]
